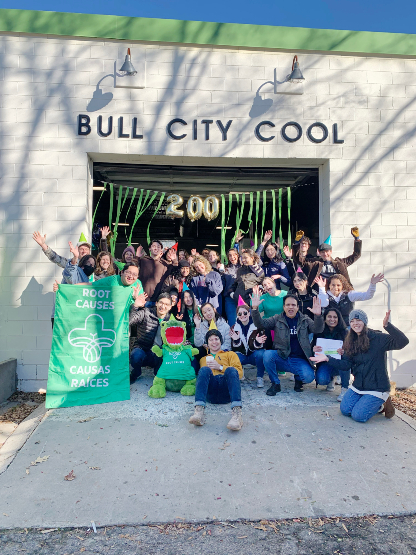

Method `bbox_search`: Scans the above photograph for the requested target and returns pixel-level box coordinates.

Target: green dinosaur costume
[149,315,199,398]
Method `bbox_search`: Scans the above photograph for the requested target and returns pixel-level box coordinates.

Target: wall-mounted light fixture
[119,48,137,76]
[287,55,305,83]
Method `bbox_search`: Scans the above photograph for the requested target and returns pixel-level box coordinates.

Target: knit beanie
[349,309,368,326]
[205,329,223,344]
[122,246,135,258]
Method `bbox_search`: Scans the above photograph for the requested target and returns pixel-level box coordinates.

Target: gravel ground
[393,390,416,421]
[1,515,416,554]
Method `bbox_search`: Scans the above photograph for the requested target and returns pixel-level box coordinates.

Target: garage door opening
[92,163,319,258]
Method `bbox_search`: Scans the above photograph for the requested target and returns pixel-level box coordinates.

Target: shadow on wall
[392,360,416,389]
[87,72,115,112]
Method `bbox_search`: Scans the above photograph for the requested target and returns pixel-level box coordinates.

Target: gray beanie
[349,309,368,326]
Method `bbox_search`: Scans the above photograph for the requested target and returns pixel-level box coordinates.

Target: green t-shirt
[259,291,287,318]
[91,275,143,303]
[187,308,196,345]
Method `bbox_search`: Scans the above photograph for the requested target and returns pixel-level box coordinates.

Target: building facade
[0,9,415,391]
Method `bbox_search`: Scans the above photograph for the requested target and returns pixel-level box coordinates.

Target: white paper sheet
[316,338,344,360]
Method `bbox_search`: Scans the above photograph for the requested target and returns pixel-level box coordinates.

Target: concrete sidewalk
[0,371,415,529]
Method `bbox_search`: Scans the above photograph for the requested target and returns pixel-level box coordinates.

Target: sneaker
[189,406,205,426]
[227,407,243,431]
[256,377,264,388]
[266,383,281,396]
[337,387,348,402]
[382,397,395,419]
[326,378,336,392]
[334,375,341,385]
[294,379,304,392]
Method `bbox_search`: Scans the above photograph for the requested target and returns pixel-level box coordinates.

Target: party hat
[182,282,190,292]
[324,235,332,246]
[209,319,218,331]
[79,232,88,243]
[250,240,254,247]
[238,295,246,307]
[297,267,303,273]
[171,242,178,251]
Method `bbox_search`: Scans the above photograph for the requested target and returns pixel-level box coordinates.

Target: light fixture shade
[119,48,137,76]
[288,56,305,83]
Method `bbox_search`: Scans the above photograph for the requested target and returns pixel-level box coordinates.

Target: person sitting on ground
[230,300,269,388]
[251,292,324,395]
[129,292,173,383]
[289,271,319,315]
[316,273,384,327]
[253,278,287,319]
[189,328,244,431]
[190,255,223,310]
[284,228,362,288]
[231,248,264,306]
[256,230,291,289]
[310,309,409,423]
[176,289,200,345]
[137,240,176,307]
[311,307,348,401]
[193,302,231,352]
[94,251,116,281]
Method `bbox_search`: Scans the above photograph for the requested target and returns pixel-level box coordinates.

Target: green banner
[45,284,132,409]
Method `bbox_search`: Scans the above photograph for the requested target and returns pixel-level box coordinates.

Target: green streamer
[231,194,246,249]
[278,188,283,250]
[128,189,157,245]
[227,193,233,227]
[287,187,292,247]
[108,183,114,231]
[254,191,260,248]
[110,185,124,256]
[261,190,267,243]
[220,194,227,264]
[147,192,165,245]
[125,188,137,221]
[240,191,254,236]
[271,190,276,244]
[92,182,107,227]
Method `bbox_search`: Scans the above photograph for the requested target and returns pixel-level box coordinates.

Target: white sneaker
[326,378,336,392]
[334,375,341,385]
[257,377,264,388]
[337,388,348,402]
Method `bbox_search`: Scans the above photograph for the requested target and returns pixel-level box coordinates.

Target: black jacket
[232,265,265,304]
[252,309,324,367]
[129,306,170,351]
[326,322,408,392]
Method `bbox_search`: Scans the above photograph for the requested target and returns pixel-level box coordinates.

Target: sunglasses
[238,310,249,316]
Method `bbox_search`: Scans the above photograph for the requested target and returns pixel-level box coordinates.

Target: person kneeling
[189,329,244,431]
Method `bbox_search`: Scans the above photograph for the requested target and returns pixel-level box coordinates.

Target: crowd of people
[33,225,409,431]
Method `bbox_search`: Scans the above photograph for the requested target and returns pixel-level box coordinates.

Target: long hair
[325,273,353,293]
[261,241,282,265]
[95,251,115,276]
[241,248,260,265]
[78,254,96,269]
[343,325,370,356]
[192,255,212,274]
[323,307,347,336]
[200,302,223,323]
[179,289,199,316]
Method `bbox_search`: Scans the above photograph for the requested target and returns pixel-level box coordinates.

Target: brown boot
[189,405,205,426]
[227,407,243,431]
[383,397,395,419]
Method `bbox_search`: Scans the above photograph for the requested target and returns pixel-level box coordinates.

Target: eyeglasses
[123,272,138,278]
[238,310,249,316]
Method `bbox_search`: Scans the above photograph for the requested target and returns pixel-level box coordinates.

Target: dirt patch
[0,392,45,425]
[392,389,416,420]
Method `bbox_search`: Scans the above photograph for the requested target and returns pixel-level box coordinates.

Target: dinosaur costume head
[160,315,187,349]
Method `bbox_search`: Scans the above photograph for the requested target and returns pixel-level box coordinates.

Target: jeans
[224,296,236,327]
[195,366,242,408]
[340,388,385,423]
[315,362,350,388]
[130,347,162,380]
[263,351,315,385]
[236,350,265,378]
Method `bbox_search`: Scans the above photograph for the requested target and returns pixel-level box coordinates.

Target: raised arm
[340,229,362,267]
[380,312,409,351]
[348,274,382,302]
[33,231,69,268]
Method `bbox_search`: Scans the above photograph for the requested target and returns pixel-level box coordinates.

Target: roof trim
[1,8,416,56]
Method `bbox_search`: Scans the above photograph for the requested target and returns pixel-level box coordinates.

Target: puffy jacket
[190,271,223,309]
[194,317,231,351]
[252,309,324,367]
[129,306,170,351]
[232,265,265,305]
[326,322,408,393]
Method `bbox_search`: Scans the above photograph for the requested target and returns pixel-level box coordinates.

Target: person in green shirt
[253,278,287,318]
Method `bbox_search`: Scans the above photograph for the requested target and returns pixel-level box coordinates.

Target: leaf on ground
[77,417,94,423]
[254,525,268,531]
[30,456,49,466]
[40,529,58,534]
[88,467,101,470]
[64,470,76,481]
[25,469,30,475]
[342,523,348,533]
[237,536,248,538]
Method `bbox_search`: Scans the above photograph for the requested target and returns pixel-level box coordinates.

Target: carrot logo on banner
[68,314,116,363]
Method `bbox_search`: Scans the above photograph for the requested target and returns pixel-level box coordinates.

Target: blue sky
[2,0,416,34]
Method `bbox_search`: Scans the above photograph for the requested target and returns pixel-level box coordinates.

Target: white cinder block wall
[0,30,415,391]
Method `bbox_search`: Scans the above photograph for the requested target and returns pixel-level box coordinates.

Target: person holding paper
[312,308,348,401]
[310,309,409,423]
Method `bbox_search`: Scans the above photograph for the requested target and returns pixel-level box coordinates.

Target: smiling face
[265,244,276,260]
[124,250,134,263]
[121,265,139,286]
[201,304,215,322]
[329,278,343,297]
[99,254,111,271]
[350,318,365,335]
[237,307,250,325]
[283,297,299,318]
[228,250,239,265]
[207,334,221,353]
[194,261,207,276]
[150,241,163,258]
[241,252,254,266]
[299,240,309,256]
[319,249,332,261]
[325,310,339,329]
[183,291,193,307]
[208,251,218,264]
[156,296,172,318]
[262,277,276,294]
[180,266,190,277]
[78,244,90,258]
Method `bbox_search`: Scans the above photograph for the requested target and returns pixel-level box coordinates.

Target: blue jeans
[224,296,236,327]
[340,388,385,423]
[236,350,265,378]
[315,362,350,388]
[130,347,162,380]
[195,366,242,408]
[263,351,315,385]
